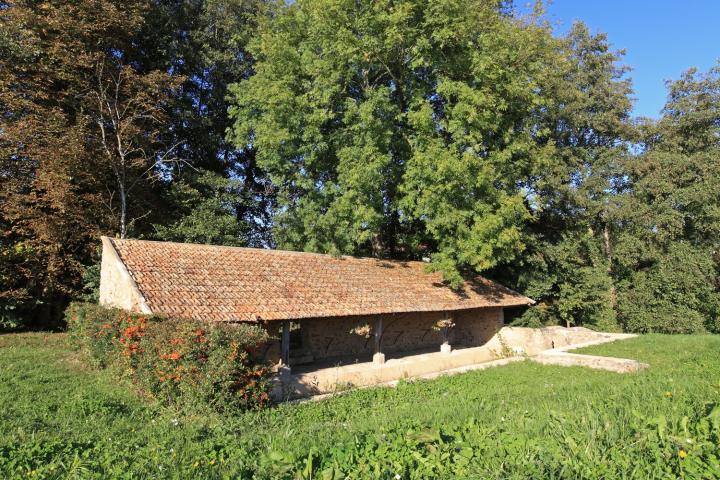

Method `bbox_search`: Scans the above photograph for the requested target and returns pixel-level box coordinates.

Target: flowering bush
[348,323,372,338]
[66,303,273,411]
[133,320,273,411]
[432,318,456,331]
[66,303,149,368]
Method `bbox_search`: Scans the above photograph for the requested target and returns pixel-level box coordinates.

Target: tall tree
[229,0,560,285]
[508,23,634,330]
[0,0,178,326]
[89,60,183,238]
[140,0,276,247]
[616,63,720,333]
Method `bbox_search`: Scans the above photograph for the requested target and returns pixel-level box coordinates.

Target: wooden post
[373,316,385,365]
[375,316,383,354]
[281,321,290,366]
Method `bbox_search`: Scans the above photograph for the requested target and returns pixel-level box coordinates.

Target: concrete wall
[269,307,503,366]
[98,237,151,314]
[284,327,641,398]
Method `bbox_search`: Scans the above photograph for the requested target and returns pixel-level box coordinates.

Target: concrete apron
[273,327,646,401]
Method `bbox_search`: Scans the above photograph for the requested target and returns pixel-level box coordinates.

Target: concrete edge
[532,351,649,373]
[287,356,527,404]
[548,333,639,353]
[100,236,153,314]
[286,333,645,404]
[539,350,650,364]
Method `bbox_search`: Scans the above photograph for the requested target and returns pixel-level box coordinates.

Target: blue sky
[542,1,720,119]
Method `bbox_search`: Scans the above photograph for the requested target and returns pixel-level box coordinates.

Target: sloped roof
[105,237,533,322]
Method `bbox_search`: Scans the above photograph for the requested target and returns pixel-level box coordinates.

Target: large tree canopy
[0,0,271,326]
[0,0,172,325]
[508,23,635,331]
[615,64,720,333]
[229,0,561,285]
[1,0,718,333]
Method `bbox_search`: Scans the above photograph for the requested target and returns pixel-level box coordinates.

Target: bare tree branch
[89,59,183,238]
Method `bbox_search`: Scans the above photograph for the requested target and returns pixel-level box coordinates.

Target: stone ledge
[532,350,648,373]
[276,328,647,402]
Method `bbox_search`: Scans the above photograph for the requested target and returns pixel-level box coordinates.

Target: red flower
[169,351,182,361]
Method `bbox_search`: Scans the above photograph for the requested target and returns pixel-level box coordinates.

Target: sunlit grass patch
[1,333,719,478]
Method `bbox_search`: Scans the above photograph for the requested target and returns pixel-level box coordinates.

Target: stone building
[99,237,533,386]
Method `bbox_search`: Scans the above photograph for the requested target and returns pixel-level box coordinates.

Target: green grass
[1,333,719,479]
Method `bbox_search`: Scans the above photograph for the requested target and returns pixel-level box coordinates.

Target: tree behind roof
[228,0,561,286]
[0,0,176,327]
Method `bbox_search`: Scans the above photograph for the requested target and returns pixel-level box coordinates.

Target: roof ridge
[109,237,431,266]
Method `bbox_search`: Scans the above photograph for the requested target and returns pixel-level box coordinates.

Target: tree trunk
[119,182,127,239]
[603,223,617,310]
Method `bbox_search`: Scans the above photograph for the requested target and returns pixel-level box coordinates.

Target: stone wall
[274,307,503,366]
[99,237,151,314]
[452,308,504,347]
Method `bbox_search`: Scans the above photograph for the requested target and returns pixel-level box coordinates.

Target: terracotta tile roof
[107,238,533,322]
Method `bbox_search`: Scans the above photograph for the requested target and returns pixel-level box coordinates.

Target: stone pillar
[373,352,386,365]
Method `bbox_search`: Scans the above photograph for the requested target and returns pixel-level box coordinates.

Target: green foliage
[65,303,127,368]
[134,0,276,248]
[518,233,618,331]
[506,22,632,330]
[229,0,560,284]
[2,333,720,478]
[152,170,253,246]
[80,262,101,303]
[617,243,720,334]
[65,303,274,412]
[511,38,720,334]
[0,241,42,331]
[609,62,720,334]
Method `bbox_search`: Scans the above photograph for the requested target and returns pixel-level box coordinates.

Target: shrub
[66,303,145,368]
[66,303,274,411]
[617,243,720,334]
[133,320,274,411]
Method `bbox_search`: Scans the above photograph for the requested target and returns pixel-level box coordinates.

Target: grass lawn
[1,333,719,479]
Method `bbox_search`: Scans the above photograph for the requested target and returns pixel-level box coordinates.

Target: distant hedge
[66,303,274,412]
